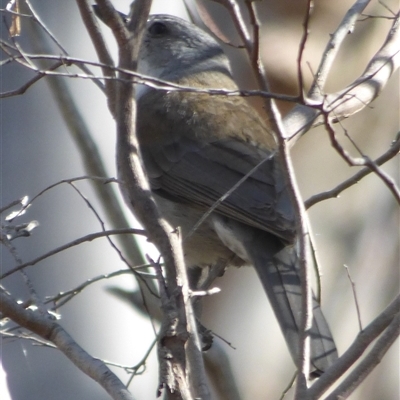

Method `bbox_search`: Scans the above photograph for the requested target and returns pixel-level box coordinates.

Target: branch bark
[0,288,135,400]
[92,1,209,398]
[284,10,400,141]
[325,313,400,399]
[308,295,400,399]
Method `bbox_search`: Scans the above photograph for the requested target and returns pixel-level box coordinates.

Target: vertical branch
[217,0,316,391]
[274,114,313,399]
[297,0,313,101]
[92,1,209,398]
[76,0,117,114]
[242,4,314,393]
[308,0,372,98]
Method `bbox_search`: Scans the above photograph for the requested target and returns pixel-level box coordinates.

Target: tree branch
[325,313,400,399]
[308,0,372,98]
[308,295,400,399]
[0,228,145,280]
[93,2,209,398]
[0,288,135,400]
[18,5,150,279]
[322,115,400,204]
[284,9,400,141]
[305,133,400,208]
[76,0,117,112]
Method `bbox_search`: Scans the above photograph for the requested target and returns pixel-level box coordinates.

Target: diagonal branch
[0,288,135,400]
[18,9,149,276]
[325,313,400,399]
[322,115,400,204]
[308,295,400,399]
[0,228,145,280]
[76,0,116,112]
[305,133,400,208]
[308,0,372,98]
[285,10,400,141]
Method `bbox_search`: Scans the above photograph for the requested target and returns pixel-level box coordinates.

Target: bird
[133,14,338,376]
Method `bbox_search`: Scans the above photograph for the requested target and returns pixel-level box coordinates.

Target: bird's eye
[148,21,168,36]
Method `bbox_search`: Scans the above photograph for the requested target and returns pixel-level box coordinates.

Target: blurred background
[1,0,398,399]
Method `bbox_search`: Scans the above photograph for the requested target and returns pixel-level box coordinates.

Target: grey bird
[134,14,338,375]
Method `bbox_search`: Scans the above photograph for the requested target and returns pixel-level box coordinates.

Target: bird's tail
[247,232,338,376]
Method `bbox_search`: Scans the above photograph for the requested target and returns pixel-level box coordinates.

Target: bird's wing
[141,133,296,243]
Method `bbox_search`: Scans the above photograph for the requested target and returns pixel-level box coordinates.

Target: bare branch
[75,0,116,110]
[94,2,209,398]
[1,228,145,280]
[213,2,316,391]
[24,0,69,54]
[285,10,400,141]
[309,0,372,98]
[322,115,400,204]
[0,49,302,103]
[2,3,106,92]
[0,230,44,313]
[297,0,313,101]
[1,330,57,348]
[13,3,150,272]
[305,133,400,208]
[212,0,253,52]
[0,60,64,98]
[44,269,137,305]
[344,265,363,331]
[93,0,127,47]
[0,288,135,400]
[308,295,400,399]
[325,12,400,119]
[325,313,400,399]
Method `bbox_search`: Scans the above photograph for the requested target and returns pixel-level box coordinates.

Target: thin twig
[0,196,27,215]
[323,114,400,205]
[1,230,44,312]
[65,182,158,301]
[244,0,260,68]
[5,176,118,221]
[185,151,275,240]
[0,60,64,97]
[2,2,105,93]
[297,0,313,101]
[0,228,145,280]
[212,0,253,52]
[126,338,158,387]
[24,0,68,53]
[0,49,301,103]
[305,133,400,208]
[45,269,135,304]
[1,330,56,348]
[344,265,363,331]
[217,0,314,392]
